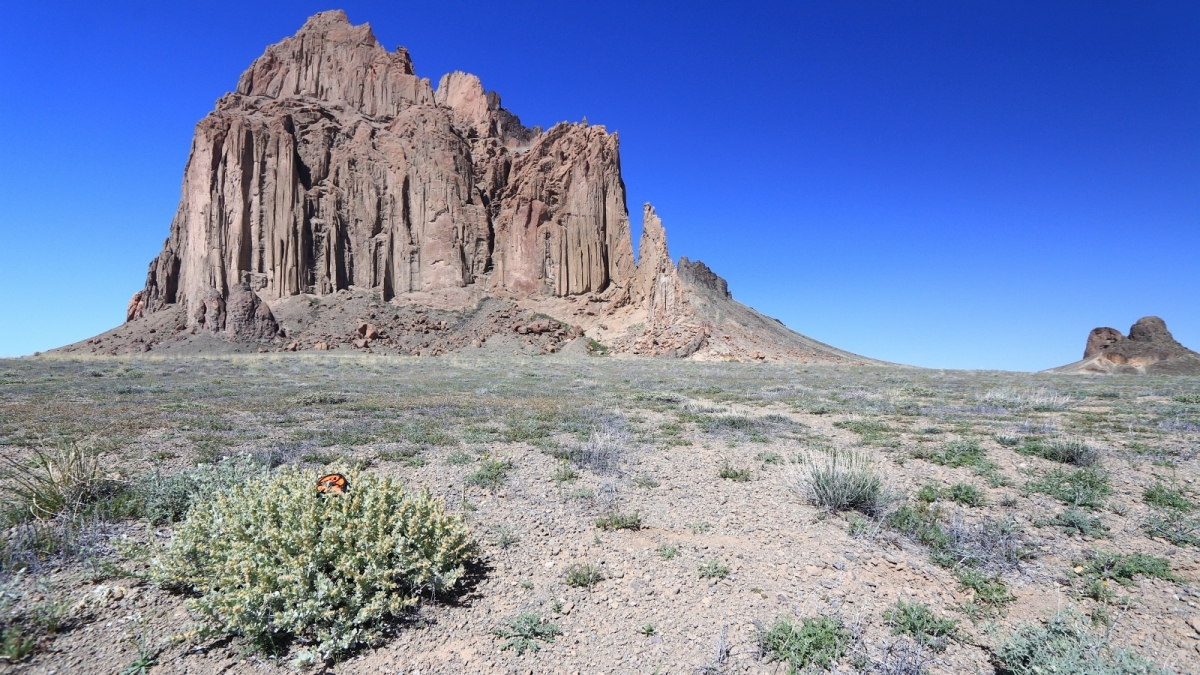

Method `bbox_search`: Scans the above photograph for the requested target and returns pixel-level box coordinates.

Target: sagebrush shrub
[946,483,986,507]
[995,609,1172,675]
[1042,440,1100,467]
[759,615,851,672]
[575,427,626,474]
[133,453,268,525]
[943,517,1028,571]
[1051,509,1109,538]
[883,601,957,651]
[295,392,349,406]
[465,457,513,488]
[0,443,128,572]
[1143,483,1194,511]
[915,440,986,468]
[955,569,1015,607]
[150,468,476,660]
[886,503,948,549]
[916,484,939,503]
[1142,511,1200,547]
[1020,439,1100,467]
[718,462,752,482]
[565,563,604,587]
[833,418,892,443]
[594,510,641,531]
[1026,467,1112,509]
[703,414,764,433]
[1075,551,1180,586]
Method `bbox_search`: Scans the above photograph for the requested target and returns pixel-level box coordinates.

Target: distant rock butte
[57,10,875,364]
[1048,316,1200,375]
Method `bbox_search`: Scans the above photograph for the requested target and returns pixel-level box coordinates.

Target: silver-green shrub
[134,453,268,525]
[995,609,1173,675]
[150,467,476,660]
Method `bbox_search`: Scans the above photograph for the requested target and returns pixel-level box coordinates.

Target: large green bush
[150,468,476,660]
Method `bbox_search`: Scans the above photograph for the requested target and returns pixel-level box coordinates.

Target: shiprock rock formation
[57,11,874,364]
[1047,316,1200,375]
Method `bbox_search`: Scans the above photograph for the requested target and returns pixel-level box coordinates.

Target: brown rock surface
[1128,315,1180,345]
[1050,316,1200,374]
[678,257,731,300]
[1084,326,1125,359]
[490,122,635,296]
[633,203,685,326]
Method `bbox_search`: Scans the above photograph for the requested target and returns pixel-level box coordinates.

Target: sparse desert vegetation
[0,354,1197,673]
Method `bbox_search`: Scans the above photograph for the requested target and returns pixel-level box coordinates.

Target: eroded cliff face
[492,123,635,297]
[138,10,636,337]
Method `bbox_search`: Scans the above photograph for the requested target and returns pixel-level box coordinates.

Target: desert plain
[0,353,1197,674]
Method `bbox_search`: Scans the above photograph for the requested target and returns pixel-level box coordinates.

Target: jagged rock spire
[634,203,685,325]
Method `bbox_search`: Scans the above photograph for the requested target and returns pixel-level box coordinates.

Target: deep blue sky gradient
[1,1,1196,369]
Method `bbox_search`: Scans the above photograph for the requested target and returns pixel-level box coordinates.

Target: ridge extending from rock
[1047,316,1200,375]
[670,257,873,363]
[56,11,876,364]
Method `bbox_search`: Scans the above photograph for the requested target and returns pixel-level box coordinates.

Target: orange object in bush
[316,473,349,494]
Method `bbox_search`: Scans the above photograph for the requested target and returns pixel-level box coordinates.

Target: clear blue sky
[1,1,1196,370]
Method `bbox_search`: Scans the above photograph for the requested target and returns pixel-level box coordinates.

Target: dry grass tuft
[790,448,893,517]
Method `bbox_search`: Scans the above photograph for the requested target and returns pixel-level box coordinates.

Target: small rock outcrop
[179,281,278,341]
[223,282,280,340]
[126,291,147,322]
[1050,316,1200,375]
[678,258,731,300]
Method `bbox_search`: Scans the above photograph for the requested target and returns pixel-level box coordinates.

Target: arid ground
[1,354,1198,674]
